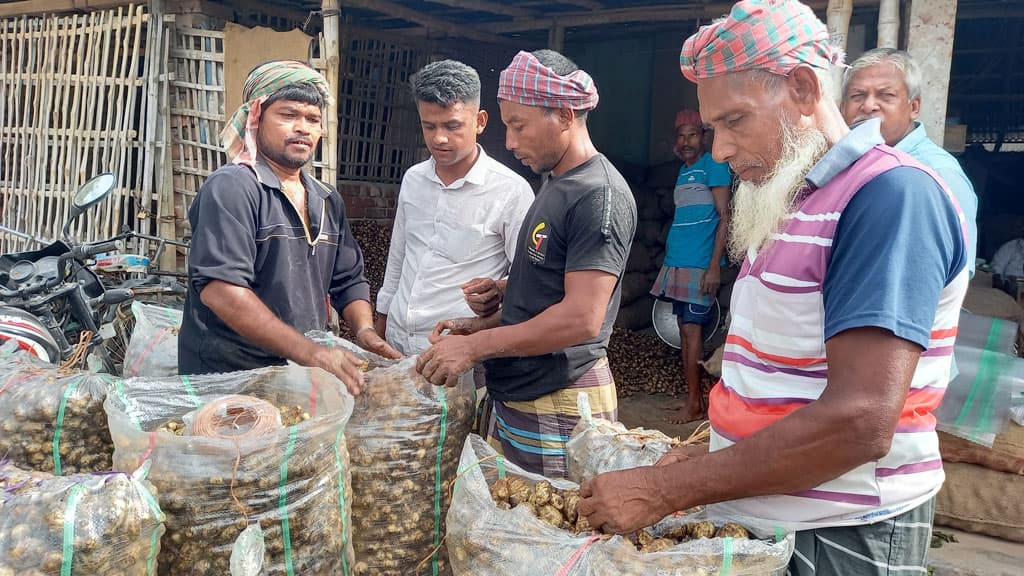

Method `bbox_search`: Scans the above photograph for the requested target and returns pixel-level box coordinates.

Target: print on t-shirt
[527,220,549,264]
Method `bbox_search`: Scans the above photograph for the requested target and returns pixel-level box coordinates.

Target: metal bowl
[651,298,722,350]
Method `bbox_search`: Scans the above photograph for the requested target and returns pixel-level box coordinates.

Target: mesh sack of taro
[104,364,355,576]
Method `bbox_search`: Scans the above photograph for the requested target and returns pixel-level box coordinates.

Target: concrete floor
[616,394,1024,576]
[928,528,1022,576]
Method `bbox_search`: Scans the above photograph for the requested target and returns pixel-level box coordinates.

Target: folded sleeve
[187,168,258,294]
[564,185,637,277]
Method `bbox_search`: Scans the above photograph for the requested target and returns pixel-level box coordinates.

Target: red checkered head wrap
[497,51,599,111]
[675,109,703,130]
[679,0,842,83]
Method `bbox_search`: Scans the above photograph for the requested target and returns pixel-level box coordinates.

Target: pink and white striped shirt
[709,139,969,531]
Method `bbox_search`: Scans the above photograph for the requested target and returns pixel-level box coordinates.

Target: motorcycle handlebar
[90,288,134,307]
[75,239,122,259]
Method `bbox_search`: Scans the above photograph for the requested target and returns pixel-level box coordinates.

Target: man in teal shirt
[650,109,731,423]
[843,48,978,275]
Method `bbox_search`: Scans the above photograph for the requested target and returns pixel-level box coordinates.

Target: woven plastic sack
[308,330,475,576]
[0,349,118,474]
[0,460,164,575]
[105,365,355,576]
[448,435,794,576]
[566,392,678,485]
[123,302,182,378]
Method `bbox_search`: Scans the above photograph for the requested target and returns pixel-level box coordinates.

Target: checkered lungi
[484,357,617,479]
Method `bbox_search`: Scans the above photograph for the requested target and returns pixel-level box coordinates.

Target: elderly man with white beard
[577,1,969,574]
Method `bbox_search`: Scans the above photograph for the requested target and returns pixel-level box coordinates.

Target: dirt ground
[617,391,708,441]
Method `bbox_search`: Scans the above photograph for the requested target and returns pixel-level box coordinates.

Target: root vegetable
[105,366,354,576]
[0,354,116,475]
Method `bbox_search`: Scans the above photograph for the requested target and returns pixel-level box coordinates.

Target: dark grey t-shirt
[484,154,637,401]
[178,157,370,374]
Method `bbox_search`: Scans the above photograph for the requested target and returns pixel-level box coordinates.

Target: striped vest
[709,145,969,531]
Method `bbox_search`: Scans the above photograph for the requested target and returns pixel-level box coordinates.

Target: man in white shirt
[991,237,1024,279]
[990,236,1024,299]
[374,60,533,355]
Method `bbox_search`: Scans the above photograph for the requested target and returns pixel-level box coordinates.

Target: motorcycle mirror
[63,173,116,239]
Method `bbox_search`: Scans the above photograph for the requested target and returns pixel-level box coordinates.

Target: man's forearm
[651,329,918,516]
[471,300,601,359]
[650,396,887,516]
[341,298,375,335]
[710,214,729,267]
[200,280,318,365]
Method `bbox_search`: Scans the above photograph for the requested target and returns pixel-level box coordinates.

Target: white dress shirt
[991,238,1024,278]
[376,146,534,355]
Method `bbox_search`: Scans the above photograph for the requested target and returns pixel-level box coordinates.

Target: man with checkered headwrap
[577,3,968,574]
[180,60,400,394]
[416,50,637,479]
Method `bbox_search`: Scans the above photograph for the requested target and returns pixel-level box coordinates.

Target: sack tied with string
[0,460,165,576]
[308,330,476,576]
[104,364,355,576]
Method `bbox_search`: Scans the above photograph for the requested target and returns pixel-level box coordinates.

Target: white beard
[728,123,829,262]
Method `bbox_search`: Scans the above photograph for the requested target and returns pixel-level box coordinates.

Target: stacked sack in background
[0,461,165,576]
[0,347,117,475]
[122,302,182,378]
[105,365,355,575]
[447,435,794,576]
[310,331,475,576]
[935,422,1024,542]
[614,161,676,333]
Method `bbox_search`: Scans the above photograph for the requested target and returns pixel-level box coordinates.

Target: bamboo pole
[40,15,56,235]
[322,0,340,185]
[53,14,77,243]
[28,16,46,244]
[110,5,133,244]
[0,23,9,235]
[14,17,28,247]
[69,11,96,240]
[96,8,116,242]
[38,13,57,240]
[141,1,161,258]
[877,0,899,49]
[156,4,178,270]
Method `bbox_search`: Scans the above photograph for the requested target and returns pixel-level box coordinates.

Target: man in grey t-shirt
[415,50,637,477]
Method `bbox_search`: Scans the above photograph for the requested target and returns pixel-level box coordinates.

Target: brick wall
[338,181,400,225]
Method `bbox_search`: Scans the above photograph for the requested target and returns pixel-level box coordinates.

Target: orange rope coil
[189,394,282,440]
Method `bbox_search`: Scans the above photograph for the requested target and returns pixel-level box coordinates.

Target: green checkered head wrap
[220,59,333,165]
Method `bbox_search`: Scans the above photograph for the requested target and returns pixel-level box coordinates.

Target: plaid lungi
[485,358,617,479]
[651,265,714,308]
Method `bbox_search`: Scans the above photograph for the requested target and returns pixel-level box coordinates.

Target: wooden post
[157,8,178,270]
[907,0,958,145]
[877,0,899,49]
[548,23,564,52]
[322,0,340,185]
[826,0,853,95]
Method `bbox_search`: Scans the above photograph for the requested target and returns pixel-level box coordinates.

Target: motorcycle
[0,173,175,372]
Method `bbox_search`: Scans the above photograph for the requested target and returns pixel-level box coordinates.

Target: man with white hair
[578,2,968,574]
[843,48,978,276]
